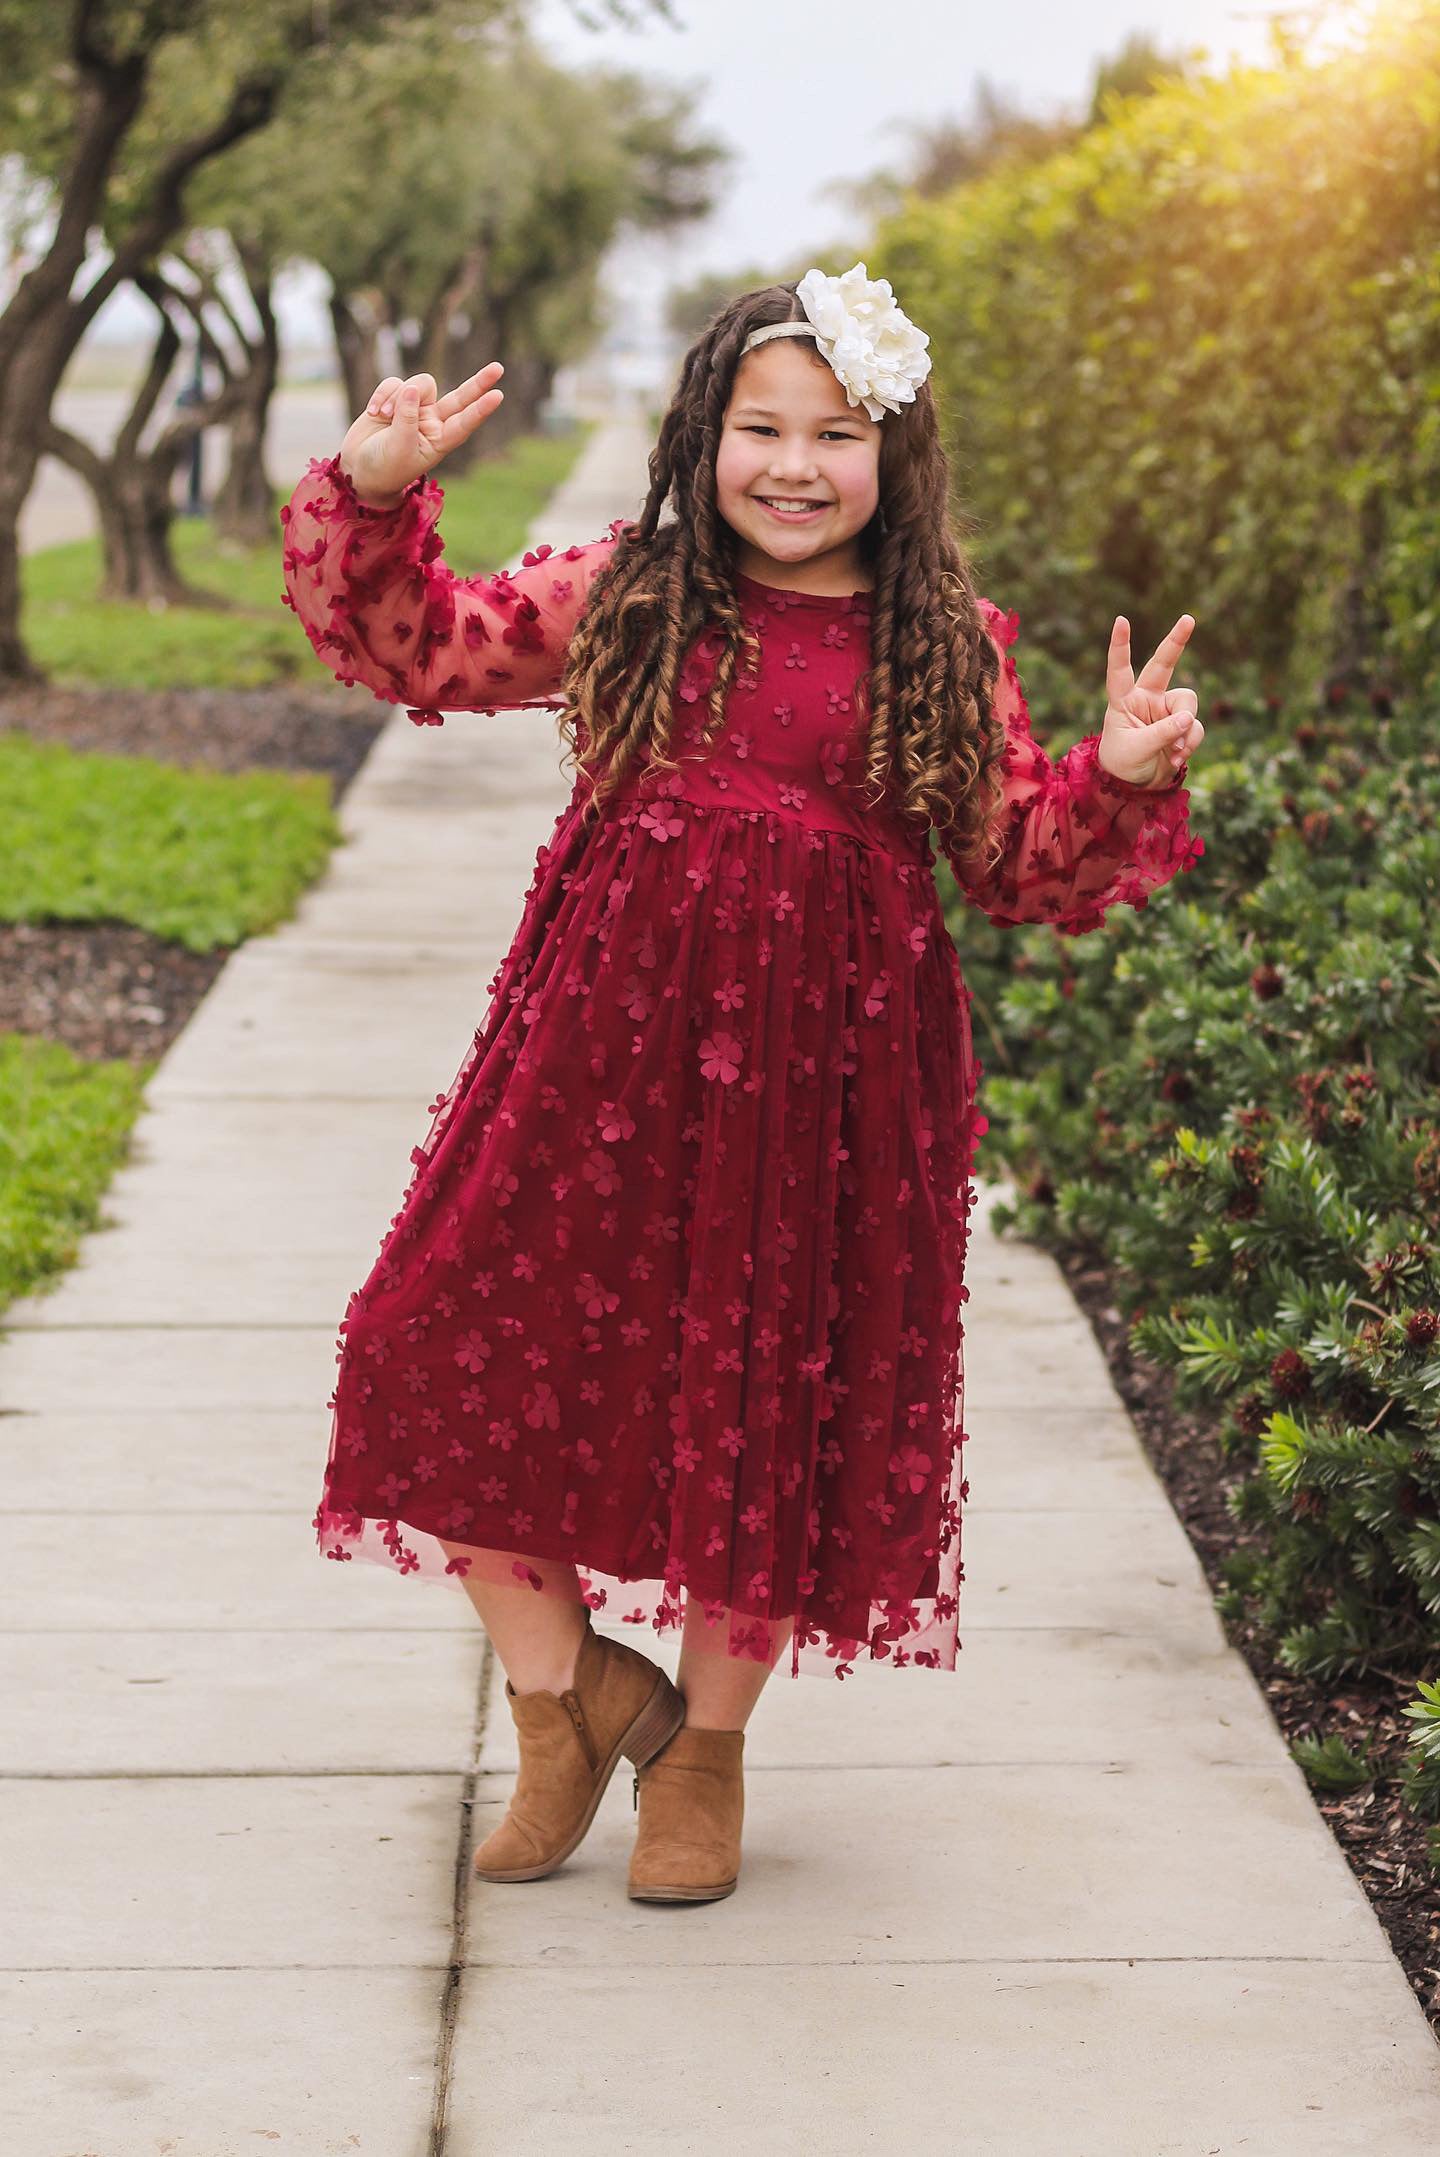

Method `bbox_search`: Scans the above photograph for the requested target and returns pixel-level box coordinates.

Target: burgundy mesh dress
[280,453,1202,1679]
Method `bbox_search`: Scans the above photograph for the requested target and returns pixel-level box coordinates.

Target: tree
[0,0,677,683]
[241,23,727,474]
[1086,33,1197,126]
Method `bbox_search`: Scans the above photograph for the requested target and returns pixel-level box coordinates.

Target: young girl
[281,262,1204,1905]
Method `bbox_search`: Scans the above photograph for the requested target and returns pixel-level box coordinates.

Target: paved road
[3,415,1438,2152]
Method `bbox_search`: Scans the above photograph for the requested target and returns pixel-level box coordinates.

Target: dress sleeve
[279,450,625,725]
[937,596,1205,936]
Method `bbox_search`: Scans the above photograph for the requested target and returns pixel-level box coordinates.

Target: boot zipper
[562,1693,598,1773]
[633,1770,639,1812]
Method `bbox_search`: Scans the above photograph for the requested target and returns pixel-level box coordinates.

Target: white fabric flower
[793,262,932,422]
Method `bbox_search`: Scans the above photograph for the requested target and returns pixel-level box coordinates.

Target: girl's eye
[743,425,856,442]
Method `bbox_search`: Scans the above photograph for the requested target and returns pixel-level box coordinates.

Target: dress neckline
[734,567,874,612]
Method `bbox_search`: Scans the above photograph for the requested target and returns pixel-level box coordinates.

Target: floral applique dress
[280,452,1202,1679]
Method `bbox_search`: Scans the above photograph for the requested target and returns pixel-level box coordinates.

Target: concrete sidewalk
[3,414,1438,2154]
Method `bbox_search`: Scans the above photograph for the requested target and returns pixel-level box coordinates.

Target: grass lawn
[0,732,338,952]
[1,419,594,1318]
[0,1036,152,1311]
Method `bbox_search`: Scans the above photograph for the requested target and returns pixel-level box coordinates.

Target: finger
[438,385,504,458]
[366,376,403,417]
[393,379,428,443]
[435,361,505,424]
[403,373,439,406]
[1137,615,1195,695]
[1166,687,1199,718]
[1106,617,1136,709]
[1163,710,1196,757]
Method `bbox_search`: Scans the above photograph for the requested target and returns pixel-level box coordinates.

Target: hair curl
[550,279,1010,883]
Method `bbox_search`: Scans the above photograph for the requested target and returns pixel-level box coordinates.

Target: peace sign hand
[1100,613,1205,789]
[337,362,506,509]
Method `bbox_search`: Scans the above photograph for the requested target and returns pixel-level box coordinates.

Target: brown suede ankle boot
[627,1722,746,1903]
[473,1619,685,1883]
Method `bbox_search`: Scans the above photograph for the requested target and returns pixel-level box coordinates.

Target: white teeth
[759,498,824,514]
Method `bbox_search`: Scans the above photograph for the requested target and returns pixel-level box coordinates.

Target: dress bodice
[593,569,930,865]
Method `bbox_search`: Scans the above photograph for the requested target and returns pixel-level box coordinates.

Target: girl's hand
[1098,613,1205,788]
[337,361,506,507]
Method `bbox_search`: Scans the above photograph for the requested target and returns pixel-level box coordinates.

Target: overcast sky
[531,0,1296,309]
[526,0,1367,359]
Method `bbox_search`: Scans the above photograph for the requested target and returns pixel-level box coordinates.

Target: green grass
[0,733,339,952]
[0,1034,153,1312]
[20,421,597,691]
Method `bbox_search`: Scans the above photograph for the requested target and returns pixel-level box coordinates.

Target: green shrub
[877,0,1440,706]
[940,685,1440,1849]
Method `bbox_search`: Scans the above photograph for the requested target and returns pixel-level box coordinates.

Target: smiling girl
[281,261,1205,1906]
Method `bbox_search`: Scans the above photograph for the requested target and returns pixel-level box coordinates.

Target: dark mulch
[1051,1234,1440,2040]
[0,679,384,796]
[0,683,387,1065]
[0,920,228,1065]
[6,682,1437,2029]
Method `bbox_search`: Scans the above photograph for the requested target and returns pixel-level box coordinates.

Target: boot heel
[620,1669,686,1769]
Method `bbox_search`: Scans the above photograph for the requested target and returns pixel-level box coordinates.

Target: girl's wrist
[335,453,410,513]
[1095,739,1183,794]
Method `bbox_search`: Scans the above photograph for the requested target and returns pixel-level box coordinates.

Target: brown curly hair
[551,278,1009,881]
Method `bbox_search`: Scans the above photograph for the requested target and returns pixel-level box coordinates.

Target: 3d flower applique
[889,1444,933,1493]
[638,801,686,843]
[522,1382,562,1430]
[784,642,808,671]
[699,1031,744,1084]
[502,594,546,654]
[819,739,849,787]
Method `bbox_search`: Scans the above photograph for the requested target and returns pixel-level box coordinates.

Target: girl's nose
[769,452,820,481]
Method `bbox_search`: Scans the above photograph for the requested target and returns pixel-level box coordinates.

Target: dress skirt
[314,782,984,1681]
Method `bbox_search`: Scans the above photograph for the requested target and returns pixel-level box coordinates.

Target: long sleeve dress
[280,452,1203,1680]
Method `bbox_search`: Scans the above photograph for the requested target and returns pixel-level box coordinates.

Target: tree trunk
[211,253,282,549]
[330,289,385,421]
[0,314,101,686]
[39,414,231,607]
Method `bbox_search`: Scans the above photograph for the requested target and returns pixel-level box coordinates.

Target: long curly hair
[552,278,1009,881]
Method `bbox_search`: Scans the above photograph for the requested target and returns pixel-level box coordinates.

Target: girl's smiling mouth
[754,496,830,519]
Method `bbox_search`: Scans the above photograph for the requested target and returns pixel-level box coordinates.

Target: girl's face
[715,337,883,592]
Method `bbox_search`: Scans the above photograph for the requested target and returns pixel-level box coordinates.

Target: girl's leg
[676,1602,794,1730]
[436,1541,590,1694]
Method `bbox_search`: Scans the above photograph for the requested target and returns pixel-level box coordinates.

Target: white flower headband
[741,261,932,423]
